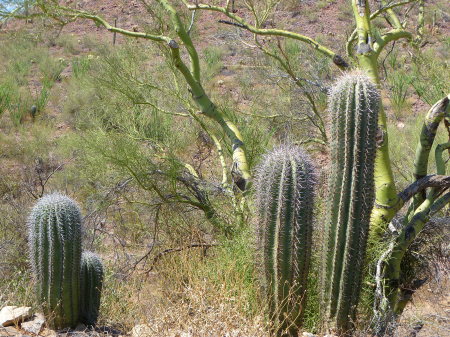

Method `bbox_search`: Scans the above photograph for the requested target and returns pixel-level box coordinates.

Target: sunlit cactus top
[328,70,380,120]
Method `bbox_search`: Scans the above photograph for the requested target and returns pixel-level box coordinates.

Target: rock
[178,333,192,337]
[0,325,32,336]
[0,306,32,327]
[0,326,20,336]
[40,328,57,337]
[131,324,152,337]
[21,313,45,335]
[74,323,87,331]
[302,333,317,337]
[217,79,225,86]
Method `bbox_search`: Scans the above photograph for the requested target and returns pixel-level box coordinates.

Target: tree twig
[144,243,218,274]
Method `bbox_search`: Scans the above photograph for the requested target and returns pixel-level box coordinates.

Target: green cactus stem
[321,71,379,334]
[255,145,316,335]
[28,193,82,329]
[80,251,104,326]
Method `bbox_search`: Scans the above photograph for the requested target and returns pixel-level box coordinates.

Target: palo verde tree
[2,0,449,335]
[178,2,450,334]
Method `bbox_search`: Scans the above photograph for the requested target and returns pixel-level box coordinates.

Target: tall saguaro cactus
[255,145,316,335]
[80,251,104,326]
[321,72,379,334]
[28,193,82,328]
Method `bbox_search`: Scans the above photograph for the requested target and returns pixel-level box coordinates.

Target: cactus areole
[28,193,82,328]
[321,72,379,334]
[255,145,316,335]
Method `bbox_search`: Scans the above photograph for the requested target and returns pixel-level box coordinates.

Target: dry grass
[92,243,268,336]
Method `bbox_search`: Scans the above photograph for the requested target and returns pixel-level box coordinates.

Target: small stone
[21,313,45,335]
[179,333,192,337]
[0,326,21,336]
[397,122,405,129]
[74,323,87,331]
[40,328,57,337]
[131,324,152,337]
[0,306,32,327]
[302,333,317,337]
[217,79,225,86]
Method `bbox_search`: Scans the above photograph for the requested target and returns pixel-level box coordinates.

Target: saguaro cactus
[321,72,379,334]
[255,145,316,335]
[80,251,104,325]
[28,193,82,328]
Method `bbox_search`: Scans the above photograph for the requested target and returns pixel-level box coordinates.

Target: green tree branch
[183,1,349,69]
[15,0,252,190]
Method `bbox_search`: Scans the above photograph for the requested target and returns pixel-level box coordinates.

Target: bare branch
[184,2,348,69]
[398,175,450,204]
[144,243,218,274]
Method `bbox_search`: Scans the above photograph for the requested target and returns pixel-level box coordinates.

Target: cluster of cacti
[321,72,378,333]
[254,72,379,336]
[255,145,316,335]
[28,193,104,329]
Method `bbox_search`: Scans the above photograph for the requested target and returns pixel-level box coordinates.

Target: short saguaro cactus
[28,193,82,328]
[255,145,316,335]
[80,251,104,326]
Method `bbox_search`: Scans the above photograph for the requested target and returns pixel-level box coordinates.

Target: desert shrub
[0,34,67,125]
[410,49,449,105]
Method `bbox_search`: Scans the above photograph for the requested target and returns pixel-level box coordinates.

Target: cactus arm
[183,2,349,69]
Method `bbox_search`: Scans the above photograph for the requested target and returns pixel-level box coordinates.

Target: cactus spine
[321,72,379,333]
[80,251,104,325]
[255,145,316,335]
[28,193,82,328]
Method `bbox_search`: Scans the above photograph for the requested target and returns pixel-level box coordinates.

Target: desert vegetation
[0,1,449,336]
